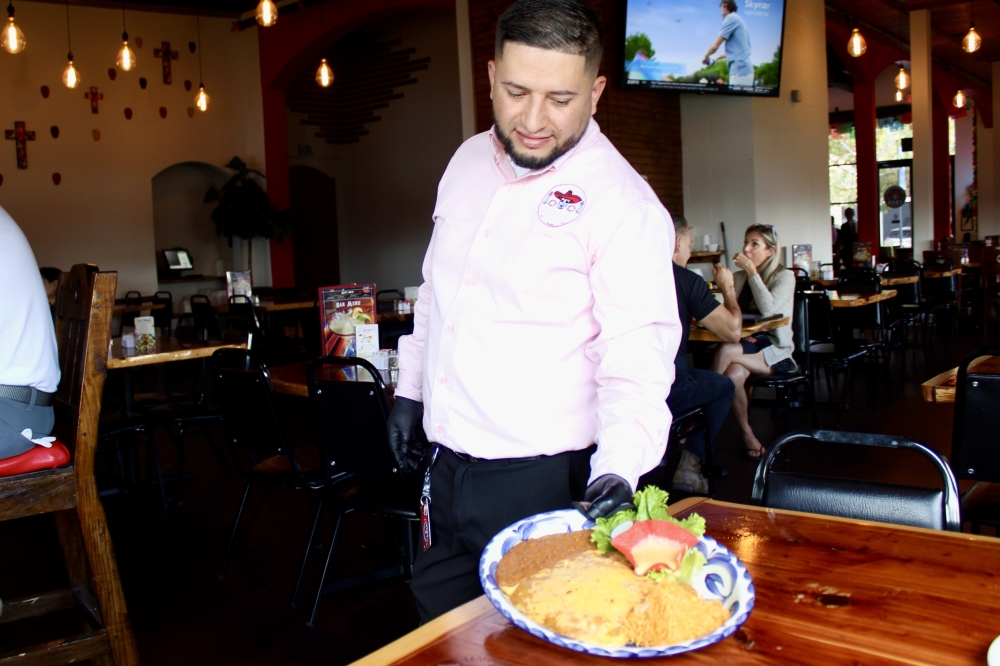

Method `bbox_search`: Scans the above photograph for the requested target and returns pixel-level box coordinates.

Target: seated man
[0,206,60,460]
[668,216,740,492]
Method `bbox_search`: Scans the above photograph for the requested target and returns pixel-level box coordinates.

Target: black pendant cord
[65,2,72,60]
[121,2,128,43]
[196,13,204,86]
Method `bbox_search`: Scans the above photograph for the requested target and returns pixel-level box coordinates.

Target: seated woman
[710,224,795,459]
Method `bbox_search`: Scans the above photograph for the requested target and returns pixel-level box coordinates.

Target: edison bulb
[895,88,903,103]
[195,85,209,112]
[63,60,80,88]
[315,58,333,87]
[894,67,910,91]
[953,90,967,109]
[117,40,136,71]
[1,16,25,54]
[847,28,866,57]
[962,26,982,53]
[256,0,278,27]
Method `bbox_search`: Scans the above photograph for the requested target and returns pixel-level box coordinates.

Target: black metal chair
[746,292,818,430]
[800,289,870,425]
[951,347,1000,534]
[921,256,959,340]
[751,429,962,532]
[213,348,347,582]
[831,276,893,403]
[836,267,881,294]
[152,290,173,337]
[298,356,420,628]
[376,289,404,313]
[118,289,143,336]
[882,261,935,364]
[190,294,222,340]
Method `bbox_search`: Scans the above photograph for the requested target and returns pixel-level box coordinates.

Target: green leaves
[592,509,637,554]
[205,156,295,246]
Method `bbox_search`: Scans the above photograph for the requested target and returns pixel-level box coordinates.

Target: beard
[493,113,587,170]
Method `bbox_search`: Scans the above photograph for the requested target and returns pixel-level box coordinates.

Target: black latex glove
[386,396,428,473]
[572,474,635,521]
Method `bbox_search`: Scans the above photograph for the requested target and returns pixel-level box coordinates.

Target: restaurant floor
[1,327,996,665]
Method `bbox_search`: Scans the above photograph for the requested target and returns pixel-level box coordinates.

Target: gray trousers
[0,395,55,460]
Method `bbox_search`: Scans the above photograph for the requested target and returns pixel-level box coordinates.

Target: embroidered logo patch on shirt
[538,185,586,227]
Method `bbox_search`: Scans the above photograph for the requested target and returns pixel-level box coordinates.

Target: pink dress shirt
[396,119,681,489]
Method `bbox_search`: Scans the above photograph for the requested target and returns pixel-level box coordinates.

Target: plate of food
[478,487,754,658]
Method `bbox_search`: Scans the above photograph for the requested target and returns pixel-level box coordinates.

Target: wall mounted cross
[5,121,35,170]
[85,86,104,114]
[153,41,179,84]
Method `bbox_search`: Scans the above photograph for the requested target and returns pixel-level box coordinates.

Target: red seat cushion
[0,441,71,477]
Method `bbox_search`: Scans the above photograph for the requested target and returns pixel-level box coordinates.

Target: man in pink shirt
[389,0,681,620]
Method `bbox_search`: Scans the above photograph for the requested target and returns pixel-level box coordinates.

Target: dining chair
[981,248,1000,331]
[212,348,341,583]
[746,292,818,430]
[190,294,222,340]
[117,289,143,336]
[751,429,962,532]
[299,356,421,628]
[921,256,959,340]
[950,347,1000,534]
[152,290,173,337]
[0,264,139,664]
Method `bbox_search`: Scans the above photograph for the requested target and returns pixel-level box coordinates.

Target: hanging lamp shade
[256,0,278,27]
[2,3,25,54]
[847,27,866,57]
[316,58,333,87]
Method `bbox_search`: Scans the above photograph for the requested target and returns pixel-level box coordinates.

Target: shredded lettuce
[589,485,707,580]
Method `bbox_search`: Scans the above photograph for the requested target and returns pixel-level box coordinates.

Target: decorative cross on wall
[153,41,179,84]
[85,86,104,114]
[5,121,35,170]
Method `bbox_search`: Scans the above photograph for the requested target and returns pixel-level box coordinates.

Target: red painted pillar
[854,81,879,246]
[262,88,295,288]
[932,101,952,239]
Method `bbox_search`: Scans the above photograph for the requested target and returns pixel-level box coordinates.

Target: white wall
[287,9,463,291]
[681,0,830,266]
[0,2,265,295]
[980,124,995,237]
[953,113,974,229]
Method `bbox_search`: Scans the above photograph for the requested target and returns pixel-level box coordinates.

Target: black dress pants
[410,445,592,622]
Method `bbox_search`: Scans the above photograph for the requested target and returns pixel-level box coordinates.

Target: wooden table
[828,289,896,307]
[921,355,1000,403]
[689,316,790,343]
[113,302,165,314]
[815,278,914,288]
[107,338,245,370]
[687,250,724,265]
[214,299,316,314]
[270,360,388,398]
[353,498,1000,666]
[923,268,962,279]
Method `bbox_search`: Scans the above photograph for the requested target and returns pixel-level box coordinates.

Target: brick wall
[467,0,684,216]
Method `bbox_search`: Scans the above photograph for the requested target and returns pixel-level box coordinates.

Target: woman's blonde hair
[744,223,785,288]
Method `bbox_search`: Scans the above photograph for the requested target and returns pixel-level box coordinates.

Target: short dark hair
[720,0,737,12]
[495,0,604,74]
[39,267,62,283]
[673,215,690,237]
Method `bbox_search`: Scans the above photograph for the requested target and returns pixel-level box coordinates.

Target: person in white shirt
[0,206,61,460]
[388,0,680,621]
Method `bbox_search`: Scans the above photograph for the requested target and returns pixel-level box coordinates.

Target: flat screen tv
[163,249,193,270]
[621,0,786,97]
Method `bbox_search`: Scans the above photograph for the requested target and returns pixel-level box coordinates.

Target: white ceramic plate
[478,509,755,659]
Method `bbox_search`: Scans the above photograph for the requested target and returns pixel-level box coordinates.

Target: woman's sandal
[745,444,766,460]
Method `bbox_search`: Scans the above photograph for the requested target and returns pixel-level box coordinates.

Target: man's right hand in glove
[386,396,427,473]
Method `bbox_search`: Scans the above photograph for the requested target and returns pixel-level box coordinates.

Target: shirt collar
[488,118,601,182]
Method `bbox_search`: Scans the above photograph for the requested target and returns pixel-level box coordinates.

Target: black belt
[0,385,56,407]
[443,447,541,464]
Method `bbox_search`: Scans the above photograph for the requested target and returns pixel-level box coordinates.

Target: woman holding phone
[710,224,795,459]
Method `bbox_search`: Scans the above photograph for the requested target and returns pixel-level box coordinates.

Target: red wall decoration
[135,36,143,48]
[49,126,59,138]
[40,86,49,99]
[153,41,179,84]
[124,108,133,120]
[5,121,35,169]
[139,77,147,89]
[52,173,61,185]
[184,80,192,91]
[108,68,117,81]
[85,86,104,114]
[0,175,4,187]
[188,41,196,53]
[186,107,195,118]
[159,107,167,119]
[92,129,101,141]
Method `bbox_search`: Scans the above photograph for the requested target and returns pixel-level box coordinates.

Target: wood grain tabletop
[828,289,897,307]
[922,355,1000,403]
[689,316,789,343]
[106,338,245,369]
[352,498,1000,666]
[923,268,963,278]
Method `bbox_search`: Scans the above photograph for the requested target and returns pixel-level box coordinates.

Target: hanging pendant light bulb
[194,84,209,112]
[894,66,910,91]
[2,2,26,54]
[953,89,967,109]
[256,0,278,27]
[963,26,981,52]
[315,58,333,87]
[62,5,79,88]
[895,88,903,103]
[116,5,136,71]
[847,27,866,57]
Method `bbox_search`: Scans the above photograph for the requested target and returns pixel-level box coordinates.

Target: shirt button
[484,230,492,237]
[439,375,448,385]
[465,278,475,286]
[447,324,454,333]
[435,425,443,434]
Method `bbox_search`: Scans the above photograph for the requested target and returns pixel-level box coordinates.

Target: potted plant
[205,156,294,278]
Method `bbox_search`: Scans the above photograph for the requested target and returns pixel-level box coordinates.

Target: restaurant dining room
[1,0,1000,663]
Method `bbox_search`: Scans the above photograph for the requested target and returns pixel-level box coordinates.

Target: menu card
[226,270,252,300]
[134,316,156,354]
[355,324,380,360]
[853,242,873,267]
[792,245,812,273]
[318,283,376,356]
